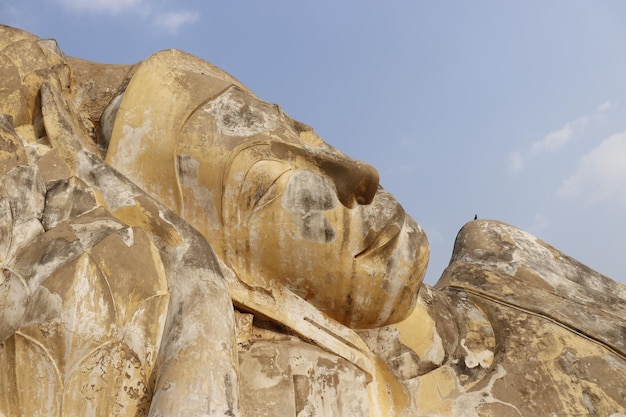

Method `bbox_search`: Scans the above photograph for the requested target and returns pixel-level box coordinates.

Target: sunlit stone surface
[0,24,624,416]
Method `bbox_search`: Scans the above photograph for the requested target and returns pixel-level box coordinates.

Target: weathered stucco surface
[0,24,625,416]
[362,220,626,416]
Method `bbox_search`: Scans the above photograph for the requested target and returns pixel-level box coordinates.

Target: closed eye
[238,159,292,220]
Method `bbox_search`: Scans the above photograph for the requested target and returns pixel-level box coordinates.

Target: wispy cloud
[558,132,626,205]
[56,0,146,15]
[508,150,524,173]
[532,123,575,153]
[54,0,199,33]
[153,10,199,34]
[531,101,615,154]
[509,100,616,174]
[597,100,615,112]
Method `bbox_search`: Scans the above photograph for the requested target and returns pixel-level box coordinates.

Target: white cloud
[54,0,199,33]
[56,0,146,15]
[532,123,575,153]
[597,100,617,113]
[558,132,626,204]
[508,150,524,173]
[531,101,616,154]
[154,10,200,34]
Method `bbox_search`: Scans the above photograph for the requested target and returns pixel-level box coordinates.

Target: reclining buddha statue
[0,24,624,416]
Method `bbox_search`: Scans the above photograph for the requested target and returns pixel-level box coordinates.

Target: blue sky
[3,1,626,285]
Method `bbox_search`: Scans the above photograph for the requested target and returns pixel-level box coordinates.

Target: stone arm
[46,51,242,415]
[0,46,241,414]
[76,151,240,416]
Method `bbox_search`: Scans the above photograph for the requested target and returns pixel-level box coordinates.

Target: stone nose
[317,157,380,208]
[269,141,380,208]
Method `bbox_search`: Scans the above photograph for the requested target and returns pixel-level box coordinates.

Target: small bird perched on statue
[474,214,478,220]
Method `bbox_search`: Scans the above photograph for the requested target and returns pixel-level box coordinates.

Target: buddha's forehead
[114,48,340,155]
[178,83,345,169]
[180,86,300,153]
[107,48,363,212]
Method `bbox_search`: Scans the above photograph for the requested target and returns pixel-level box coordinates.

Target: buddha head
[105,49,429,328]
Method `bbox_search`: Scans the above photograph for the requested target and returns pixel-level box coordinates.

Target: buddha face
[175,86,429,328]
[106,50,429,328]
